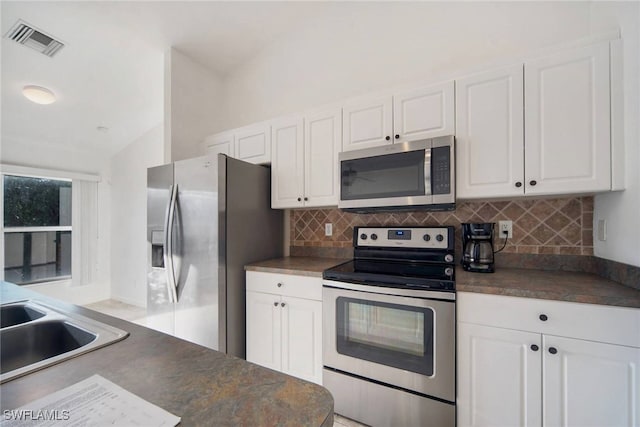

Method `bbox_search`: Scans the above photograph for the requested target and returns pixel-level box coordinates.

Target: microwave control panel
[431,146,451,195]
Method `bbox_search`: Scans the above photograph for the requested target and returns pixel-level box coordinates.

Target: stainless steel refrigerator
[146,154,283,358]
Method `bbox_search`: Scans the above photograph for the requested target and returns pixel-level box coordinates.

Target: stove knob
[445,267,454,277]
[423,234,431,242]
[371,233,378,240]
[444,254,454,263]
[436,234,444,242]
[360,233,368,240]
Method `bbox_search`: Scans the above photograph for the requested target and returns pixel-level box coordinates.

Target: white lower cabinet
[457,292,640,427]
[246,271,323,385]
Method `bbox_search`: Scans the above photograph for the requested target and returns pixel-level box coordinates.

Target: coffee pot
[462,223,495,273]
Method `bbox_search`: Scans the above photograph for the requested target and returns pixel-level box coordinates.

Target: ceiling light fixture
[22,85,56,104]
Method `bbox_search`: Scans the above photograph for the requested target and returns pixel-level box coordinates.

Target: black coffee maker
[462,223,495,273]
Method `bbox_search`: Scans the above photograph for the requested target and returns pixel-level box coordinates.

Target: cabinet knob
[277,282,283,288]
[539,314,548,321]
[548,347,558,355]
[304,197,308,201]
[515,182,522,188]
[274,302,278,306]
[385,136,391,141]
[297,197,302,202]
[530,180,537,186]
[530,344,539,352]
[281,302,286,307]
[395,134,400,139]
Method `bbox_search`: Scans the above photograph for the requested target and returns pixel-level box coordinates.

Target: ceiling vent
[5,20,64,57]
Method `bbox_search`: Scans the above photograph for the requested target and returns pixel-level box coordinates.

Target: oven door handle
[322,280,455,301]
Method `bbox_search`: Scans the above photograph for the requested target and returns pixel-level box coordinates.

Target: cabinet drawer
[458,292,640,348]
[246,271,322,301]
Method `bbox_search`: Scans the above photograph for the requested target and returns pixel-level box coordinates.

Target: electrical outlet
[498,220,513,238]
[325,223,333,237]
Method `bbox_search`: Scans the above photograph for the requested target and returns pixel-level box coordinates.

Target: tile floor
[83,299,147,325]
[82,300,367,427]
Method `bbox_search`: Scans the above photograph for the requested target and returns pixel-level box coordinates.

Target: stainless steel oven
[338,136,455,212]
[322,226,456,427]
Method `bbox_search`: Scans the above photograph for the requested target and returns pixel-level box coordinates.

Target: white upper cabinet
[203,132,235,157]
[393,81,455,142]
[234,123,271,165]
[203,122,271,165]
[304,107,341,207]
[456,66,524,198]
[342,81,454,152]
[525,41,611,195]
[342,95,393,151]
[271,108,341,209]
[271,117,304,209]
[457,41,615,199]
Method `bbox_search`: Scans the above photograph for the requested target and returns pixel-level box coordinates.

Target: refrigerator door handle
[164,184,179,303]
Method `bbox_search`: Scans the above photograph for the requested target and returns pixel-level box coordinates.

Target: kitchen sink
[0,301,129,383]
[0,303,46,328]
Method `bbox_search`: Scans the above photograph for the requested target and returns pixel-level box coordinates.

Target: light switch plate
[597,219,607,241]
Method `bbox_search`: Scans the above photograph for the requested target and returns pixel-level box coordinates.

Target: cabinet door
[203,132,235,158]
[235,123,271,164]
[457,322,542,427]
[246,291,282,372]
[304,108,341,207]
[544,335,640,427]
[271,117,304,209]
[342,95,393,151]
[281,297,323,385]
[393,81,454,142]
[456,65,524,199]
[525,42,611,195]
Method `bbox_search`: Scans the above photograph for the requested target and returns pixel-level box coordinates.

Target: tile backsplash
[290,197,594,256]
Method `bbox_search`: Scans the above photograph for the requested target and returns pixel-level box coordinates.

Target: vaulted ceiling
[0,1,338,161]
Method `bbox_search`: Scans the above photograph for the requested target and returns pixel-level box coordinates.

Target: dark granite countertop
[0,282,334,426]
[457,267,640,309]
[245,257,349,278]
[245,256,639,309]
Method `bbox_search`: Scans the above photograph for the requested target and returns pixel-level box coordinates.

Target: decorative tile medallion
[291,197,594,256]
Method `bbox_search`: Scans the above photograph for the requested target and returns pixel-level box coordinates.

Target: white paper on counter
[1,374,180,426]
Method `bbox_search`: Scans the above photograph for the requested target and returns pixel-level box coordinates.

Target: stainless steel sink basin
[1,303,46,328]
[0,301,129,383]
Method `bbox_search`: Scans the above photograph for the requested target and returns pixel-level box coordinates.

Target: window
[3,175,72,285]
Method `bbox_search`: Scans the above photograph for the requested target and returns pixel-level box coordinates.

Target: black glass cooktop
[323,259,455,292]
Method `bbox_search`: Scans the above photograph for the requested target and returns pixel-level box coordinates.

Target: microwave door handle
[424,149,432,196]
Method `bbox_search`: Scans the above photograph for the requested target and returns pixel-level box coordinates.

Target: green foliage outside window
[3,175,72,228]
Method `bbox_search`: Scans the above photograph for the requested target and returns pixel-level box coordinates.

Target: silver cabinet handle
[164,184,179,303]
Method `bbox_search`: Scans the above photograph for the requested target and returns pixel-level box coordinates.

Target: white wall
[221,2,592,129]
[110,123,164,307]
[165,48,224,162]
[591,2,640,267]
[0,138,112,304]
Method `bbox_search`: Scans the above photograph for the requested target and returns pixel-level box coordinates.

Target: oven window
[336,297,434,376]
[341,150,425,200]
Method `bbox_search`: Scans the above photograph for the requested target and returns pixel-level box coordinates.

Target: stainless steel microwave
[338,136,455,212]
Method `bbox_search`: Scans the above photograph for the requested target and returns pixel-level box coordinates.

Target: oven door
[323,280,455,402]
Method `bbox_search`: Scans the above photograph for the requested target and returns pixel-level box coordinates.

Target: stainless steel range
[322,226,456,427]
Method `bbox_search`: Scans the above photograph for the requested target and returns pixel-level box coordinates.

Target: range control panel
[355,226,451,250]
